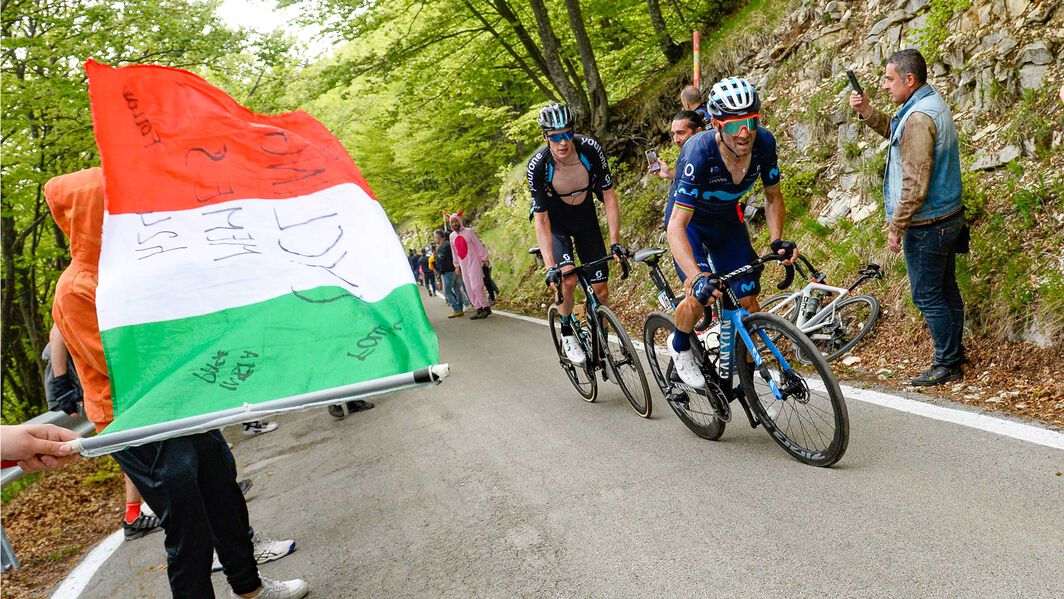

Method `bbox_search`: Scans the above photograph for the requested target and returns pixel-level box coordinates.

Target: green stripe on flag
[98,284,438,435]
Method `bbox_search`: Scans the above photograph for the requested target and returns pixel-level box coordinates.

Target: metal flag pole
[69,364,450,457]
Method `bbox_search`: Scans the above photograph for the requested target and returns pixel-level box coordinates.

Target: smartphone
[645,150,660,173]
[846,69,863,96]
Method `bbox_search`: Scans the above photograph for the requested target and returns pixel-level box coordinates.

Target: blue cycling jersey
[669,129,781,222]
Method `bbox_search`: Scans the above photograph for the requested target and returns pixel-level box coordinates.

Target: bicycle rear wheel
[548,305,597,402]
[642,312,725,439]
[735,312,849,467]
[596,305,652,418]
[758,292,799,322]
[819,295,880,361]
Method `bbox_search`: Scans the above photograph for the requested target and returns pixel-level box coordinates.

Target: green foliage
[1002,88,1059,158]
[913,0,973,61]
[46,546,82,562]
[780,168,820,220]
[83,456,123,485]
[1,472,43,503]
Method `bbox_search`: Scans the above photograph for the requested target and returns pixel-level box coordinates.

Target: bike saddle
[633,247,667,263]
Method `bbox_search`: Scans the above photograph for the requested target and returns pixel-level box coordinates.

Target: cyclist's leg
[551,233,579,317]
[703,211,761,311]
[672,221,711,335]
[573,228,610,305]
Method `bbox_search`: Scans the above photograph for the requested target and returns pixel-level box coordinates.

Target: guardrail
[1,409,96,571]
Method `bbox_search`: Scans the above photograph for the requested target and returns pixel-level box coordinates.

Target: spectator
[850,49,966,386]
[483,260,500,305]
[435,229,465,318]
[651,110,706,231]
[0,423,79,472]
[420,249,437,296]
[408,248,422,285]
[46,167,308,599]
[241,420,278,437]
[680,84,711,122]
[43,324,83,416]
[448,213,492,320]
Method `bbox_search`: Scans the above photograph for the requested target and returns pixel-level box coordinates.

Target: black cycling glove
[770,239,797,259]
[49,374,82,416]
[610,243,628,258]
[545,266,562,288]
[691,274,721,305]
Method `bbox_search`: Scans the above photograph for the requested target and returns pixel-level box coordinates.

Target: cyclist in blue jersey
[666,77,799,388]
[528,103,626,366]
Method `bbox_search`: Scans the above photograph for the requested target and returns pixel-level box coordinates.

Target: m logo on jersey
[676,185,698,197]
[739,280,757,293]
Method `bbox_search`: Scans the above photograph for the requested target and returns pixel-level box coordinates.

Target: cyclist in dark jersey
[666,77,799,387]
[528,103,626,365]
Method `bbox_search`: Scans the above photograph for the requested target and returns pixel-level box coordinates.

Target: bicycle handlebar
[551,249,632,305]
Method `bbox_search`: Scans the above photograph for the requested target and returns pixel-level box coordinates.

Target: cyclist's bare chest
[551,158,591,206]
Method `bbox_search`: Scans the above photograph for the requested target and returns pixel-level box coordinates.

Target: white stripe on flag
[97,183,413,330]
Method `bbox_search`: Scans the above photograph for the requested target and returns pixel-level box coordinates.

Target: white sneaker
[242,420,278,436]
[561,335,586,365]
[229,577,309,599]
[667,333,706,388]
[213,533,296,572]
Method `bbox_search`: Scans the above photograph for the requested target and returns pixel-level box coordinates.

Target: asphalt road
[79,289,1064,598]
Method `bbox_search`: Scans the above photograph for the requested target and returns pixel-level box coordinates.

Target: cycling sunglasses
[714,114,760,136]
[545,130,575,143]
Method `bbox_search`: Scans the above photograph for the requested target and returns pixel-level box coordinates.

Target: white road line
[493,309,1064,450]
[50,529,124,599]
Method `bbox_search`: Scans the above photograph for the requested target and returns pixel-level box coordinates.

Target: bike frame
[762,281,851,336]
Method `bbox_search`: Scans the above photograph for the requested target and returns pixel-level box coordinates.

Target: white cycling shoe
[561,335,587,365]
[667,332,706,388]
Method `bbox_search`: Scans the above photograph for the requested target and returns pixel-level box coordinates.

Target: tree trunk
[562,0,608,135]
[526,0,591,126]
[646,0,684,62]
[462,0,558,101]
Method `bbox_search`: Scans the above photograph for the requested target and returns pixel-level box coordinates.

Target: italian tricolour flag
[78,61,441,455]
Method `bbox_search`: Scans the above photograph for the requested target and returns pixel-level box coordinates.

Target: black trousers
[114,431,260,598]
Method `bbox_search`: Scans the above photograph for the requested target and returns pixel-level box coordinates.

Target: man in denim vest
[850,49,966,386]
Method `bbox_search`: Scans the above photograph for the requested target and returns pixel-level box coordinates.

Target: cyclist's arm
[666,206,699,283]
[533,211,557,268]
[764,184,785,243]
[602,188,621,246]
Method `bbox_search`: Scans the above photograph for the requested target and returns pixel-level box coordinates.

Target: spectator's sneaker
[667,333,705,388]
[448,310,465,319]
[238,479,253,496]
[123,513,162,541]
[242,420,278,436]
[328,404,345,419]
[229,577,308,599]
[561,335,586,365]
[213,534,296,572]
[911,364,963,386]
[345,400,374,413]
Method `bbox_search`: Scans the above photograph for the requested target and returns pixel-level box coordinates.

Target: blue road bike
[637,248,849,467]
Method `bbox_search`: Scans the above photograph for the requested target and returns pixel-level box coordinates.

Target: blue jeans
[441,271,462,312]
[903,213,966,367]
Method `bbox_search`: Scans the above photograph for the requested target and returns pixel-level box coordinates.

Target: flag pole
[693,31,701,88]
[68,364,450,457]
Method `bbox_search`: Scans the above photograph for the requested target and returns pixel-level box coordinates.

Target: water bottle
[802,294,820,320]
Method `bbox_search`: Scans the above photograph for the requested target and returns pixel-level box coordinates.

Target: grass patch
[913,0,973,61]
[83,456,122,486]
[2,472,43,503]
[45,545,82,562]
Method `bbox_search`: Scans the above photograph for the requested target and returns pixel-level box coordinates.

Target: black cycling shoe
[911,364,963,386]
[124,514,162,541]
[328,404,346,419]
[345,400,375,413]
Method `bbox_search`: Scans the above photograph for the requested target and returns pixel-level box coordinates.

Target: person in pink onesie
[448,212,492,320]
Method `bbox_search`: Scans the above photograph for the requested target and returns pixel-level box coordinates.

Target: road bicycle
[530,247,653,418]
[636,248,849,466]
[759,257,883,361]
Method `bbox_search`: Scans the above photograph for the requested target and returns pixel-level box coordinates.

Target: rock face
[1018,40,1053,65]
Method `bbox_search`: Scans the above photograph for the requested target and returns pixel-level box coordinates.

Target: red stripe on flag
[86,60,375,214]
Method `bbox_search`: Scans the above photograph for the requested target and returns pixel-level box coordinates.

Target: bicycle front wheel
[820,295,880,361]
[548,304,597,402]
[758,292,799,322]
[735,312,849,467]
[596,305,652,418]
[642,312,725,440]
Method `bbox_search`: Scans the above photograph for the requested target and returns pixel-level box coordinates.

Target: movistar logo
[739,281,757,292]
[769,167,780,179]
[676,186,698,197]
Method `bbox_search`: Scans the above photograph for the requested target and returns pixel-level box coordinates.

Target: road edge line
[50,528,124,599]
[493,309,1064,450]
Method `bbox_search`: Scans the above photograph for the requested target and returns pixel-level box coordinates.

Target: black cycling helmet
[537,102,574,131]
[706,77,761,119]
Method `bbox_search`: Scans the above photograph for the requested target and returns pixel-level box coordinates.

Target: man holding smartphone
[527,103,626,366]
[849,49,966,386]
[649,110,705,231]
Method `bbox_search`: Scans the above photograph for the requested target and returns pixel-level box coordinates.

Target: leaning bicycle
[530,247,653,418]
[639,250,849,466]
[759,257,883,361]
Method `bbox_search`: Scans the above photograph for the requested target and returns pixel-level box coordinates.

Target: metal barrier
[1,409,96,571]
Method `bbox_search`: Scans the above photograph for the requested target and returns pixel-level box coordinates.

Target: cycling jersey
[528,134,614,283]
[665,129,781,298]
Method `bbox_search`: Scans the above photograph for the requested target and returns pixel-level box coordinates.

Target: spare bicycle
[530,247,653,418]
[759,257,883,361]
[637,248,849,467]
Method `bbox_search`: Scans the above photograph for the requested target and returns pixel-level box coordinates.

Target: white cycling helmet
[707,77,761,119]
[537,102,574,131]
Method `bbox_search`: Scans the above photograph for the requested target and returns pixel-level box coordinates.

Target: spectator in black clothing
[482,261,500,304]
[435,230,465,318]
[419,250,437,296]
[408,248,422,284]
